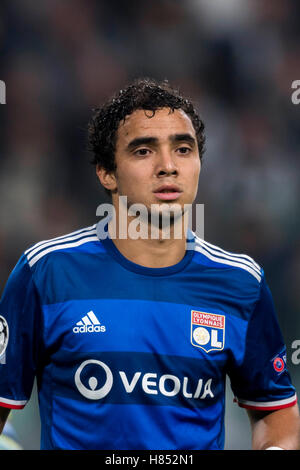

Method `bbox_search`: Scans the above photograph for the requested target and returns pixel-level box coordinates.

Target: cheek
[116,166,148,195]
[186,161,200,197]
[188,159,201,180]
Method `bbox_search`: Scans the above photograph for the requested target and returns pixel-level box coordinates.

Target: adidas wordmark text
[73,311,106,334]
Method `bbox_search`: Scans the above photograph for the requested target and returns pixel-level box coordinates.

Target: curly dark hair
[87,77,205,176]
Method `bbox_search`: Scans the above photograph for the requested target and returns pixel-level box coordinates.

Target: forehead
[116,108,196,145]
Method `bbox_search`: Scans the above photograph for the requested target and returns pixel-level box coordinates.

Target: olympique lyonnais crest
[191,310,225,353]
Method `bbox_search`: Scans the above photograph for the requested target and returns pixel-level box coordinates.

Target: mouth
[153,185,183,201]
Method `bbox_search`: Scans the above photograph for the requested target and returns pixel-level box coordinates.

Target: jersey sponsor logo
[0,315,9,362]
[191,310,225,352]
[73,311,106,334]
[74,359,214,402]
[75,360,113,399]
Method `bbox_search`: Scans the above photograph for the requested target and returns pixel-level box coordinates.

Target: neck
[107,202,189,268]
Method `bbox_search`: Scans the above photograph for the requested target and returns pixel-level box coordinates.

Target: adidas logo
[73,311,106,334]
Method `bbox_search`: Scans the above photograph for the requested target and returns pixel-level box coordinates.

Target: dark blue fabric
[0,224,295,449]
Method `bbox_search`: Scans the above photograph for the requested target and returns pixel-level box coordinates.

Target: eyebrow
[126,136,157,151]
[170,133,196,146]
[126,133,196,151]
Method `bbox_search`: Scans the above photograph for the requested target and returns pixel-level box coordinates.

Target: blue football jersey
[0,222,296,450]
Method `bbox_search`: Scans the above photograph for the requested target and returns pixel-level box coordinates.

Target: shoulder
[24,224,99,269]
[192,233,263,284]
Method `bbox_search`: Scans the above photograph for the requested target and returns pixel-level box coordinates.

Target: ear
[96,165,117,192]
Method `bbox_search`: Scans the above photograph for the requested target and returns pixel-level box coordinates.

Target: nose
[155,149,178,178]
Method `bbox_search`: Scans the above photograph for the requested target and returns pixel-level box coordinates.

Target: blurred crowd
[0,0,299,381]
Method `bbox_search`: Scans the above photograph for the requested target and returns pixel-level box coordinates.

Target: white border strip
[197,236,261,271]
[195,239,261,276]
[236,394,297,409]
[25,224,97,256]
[28,236,99,267]
[27,228,97,261]
[194,245,261,282]
[0,396,27,407]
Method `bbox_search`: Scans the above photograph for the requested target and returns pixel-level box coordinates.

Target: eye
[134,148,151,157]
[177,146,191,155]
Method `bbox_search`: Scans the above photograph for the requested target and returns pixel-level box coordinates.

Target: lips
[153,185,182,201]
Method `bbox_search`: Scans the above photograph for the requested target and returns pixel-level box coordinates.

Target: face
[97,107,201,221]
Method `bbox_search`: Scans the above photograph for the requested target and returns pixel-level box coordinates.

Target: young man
[0,79,299,450]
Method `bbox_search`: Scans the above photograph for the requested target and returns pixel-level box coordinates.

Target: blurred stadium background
[0,0,299,450]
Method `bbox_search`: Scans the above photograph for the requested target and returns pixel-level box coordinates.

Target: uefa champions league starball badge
[0,316,9,359]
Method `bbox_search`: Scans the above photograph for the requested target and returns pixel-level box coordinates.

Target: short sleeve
[229,274,297,410]
[0,254,42,409]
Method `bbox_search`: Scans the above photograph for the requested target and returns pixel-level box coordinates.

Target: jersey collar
[96,220,195,276]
